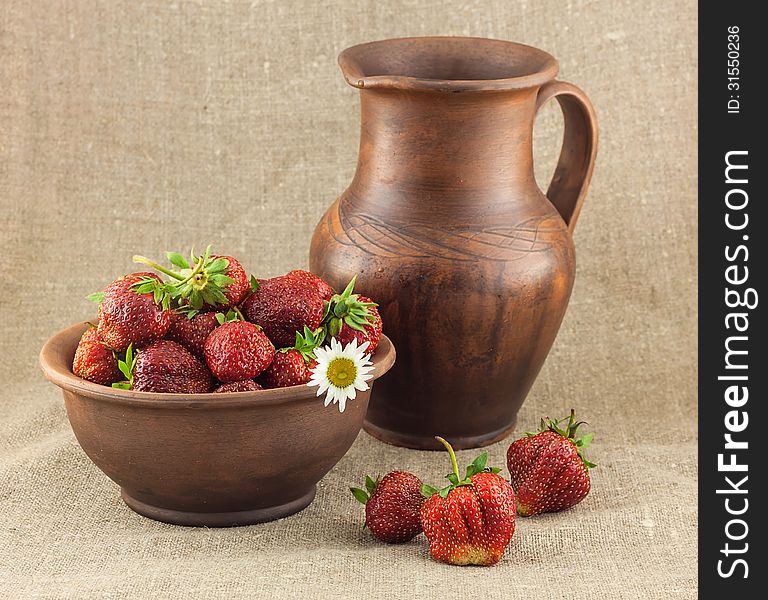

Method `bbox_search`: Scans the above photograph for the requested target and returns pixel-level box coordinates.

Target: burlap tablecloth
[0,1,697,598]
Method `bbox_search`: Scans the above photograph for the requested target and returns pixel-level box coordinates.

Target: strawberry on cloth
[420,437,516,566]
[506,410,595,516]
[351,472,424,544]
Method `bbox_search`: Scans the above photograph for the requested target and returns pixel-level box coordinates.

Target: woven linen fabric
[0,1,697,598]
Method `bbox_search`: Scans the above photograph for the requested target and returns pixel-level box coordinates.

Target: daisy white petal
[308,338,377,413]
[329,387,341,405]
[341,340,356,358]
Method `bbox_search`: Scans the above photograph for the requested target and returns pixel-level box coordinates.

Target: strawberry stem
[132,255,185,280]
[132,254,206,287]
[435,436,460,480]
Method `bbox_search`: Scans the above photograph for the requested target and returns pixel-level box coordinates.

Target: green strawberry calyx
[322,275,378,337]
[111,344,137,390]
[420,436,501,499]
[280,326,325,363]
[86,291,105,304]
[528,409,597,469]
[350,475,379,505]
[131,246,238,316]
[215,308,245,325]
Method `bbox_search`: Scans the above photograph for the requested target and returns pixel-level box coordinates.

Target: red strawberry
[420,437,516,566]
[261,351,314,388]
[112,340,212,393]
[324,277,383,353]
[209,254,250,309]
[260,326,323,388]
[335,296,382,353]
[166,311,219,358]
[204,321,275,382]
[351,472,424,544]
[214,380,263,393]
[95,272,171,351]
[72,326,121,385]
[240,276,324,348]
[285,269,334,301]
[132,247,251,313]
[506,410,595,517]
[79,327,101,344]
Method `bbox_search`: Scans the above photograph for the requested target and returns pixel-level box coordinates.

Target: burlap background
[0,1,697,598]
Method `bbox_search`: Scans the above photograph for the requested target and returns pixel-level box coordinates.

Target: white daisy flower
[307,337,374,413]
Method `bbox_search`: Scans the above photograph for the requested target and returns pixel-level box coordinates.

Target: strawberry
[210,255,250,308]
[94,272,171,352]
[420,437,516,566]
[351,472,424,544]
[261,351,313,388]
[260,326,323,388]
[204,321,275,382]
[285,269,334,301]
[324,277,383,353]
[112,341,212,393]
[72,326,121,385]
[166,311,219,358]
[214,380,263,393]
[506,410,595,517]
[335,296,382,353]
[240,276,324,348]
[132,247,252,314]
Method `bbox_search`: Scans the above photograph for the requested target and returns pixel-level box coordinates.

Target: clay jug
[310,37,597,450]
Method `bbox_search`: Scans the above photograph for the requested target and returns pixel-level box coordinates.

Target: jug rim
[339,36,559,92]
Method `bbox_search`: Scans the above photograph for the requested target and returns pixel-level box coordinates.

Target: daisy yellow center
[326,357,357,388]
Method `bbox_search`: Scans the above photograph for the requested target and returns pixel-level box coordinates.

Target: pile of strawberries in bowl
[73,247,382,395]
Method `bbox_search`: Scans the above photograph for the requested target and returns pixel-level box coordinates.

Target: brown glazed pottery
[39,321,396,527]
[310,37,597,450]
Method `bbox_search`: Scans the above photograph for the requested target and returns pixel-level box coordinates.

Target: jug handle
[534,80,598,233]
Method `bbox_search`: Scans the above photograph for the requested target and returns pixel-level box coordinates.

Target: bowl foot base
[120,486,317,527]
[363,419,518,450]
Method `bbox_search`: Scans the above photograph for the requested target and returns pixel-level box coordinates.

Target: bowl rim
[39,321,396,409]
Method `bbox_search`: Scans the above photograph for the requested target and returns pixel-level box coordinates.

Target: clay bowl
[39,321,396,527]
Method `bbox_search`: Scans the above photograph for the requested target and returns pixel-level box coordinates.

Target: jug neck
[350,88,540,196]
